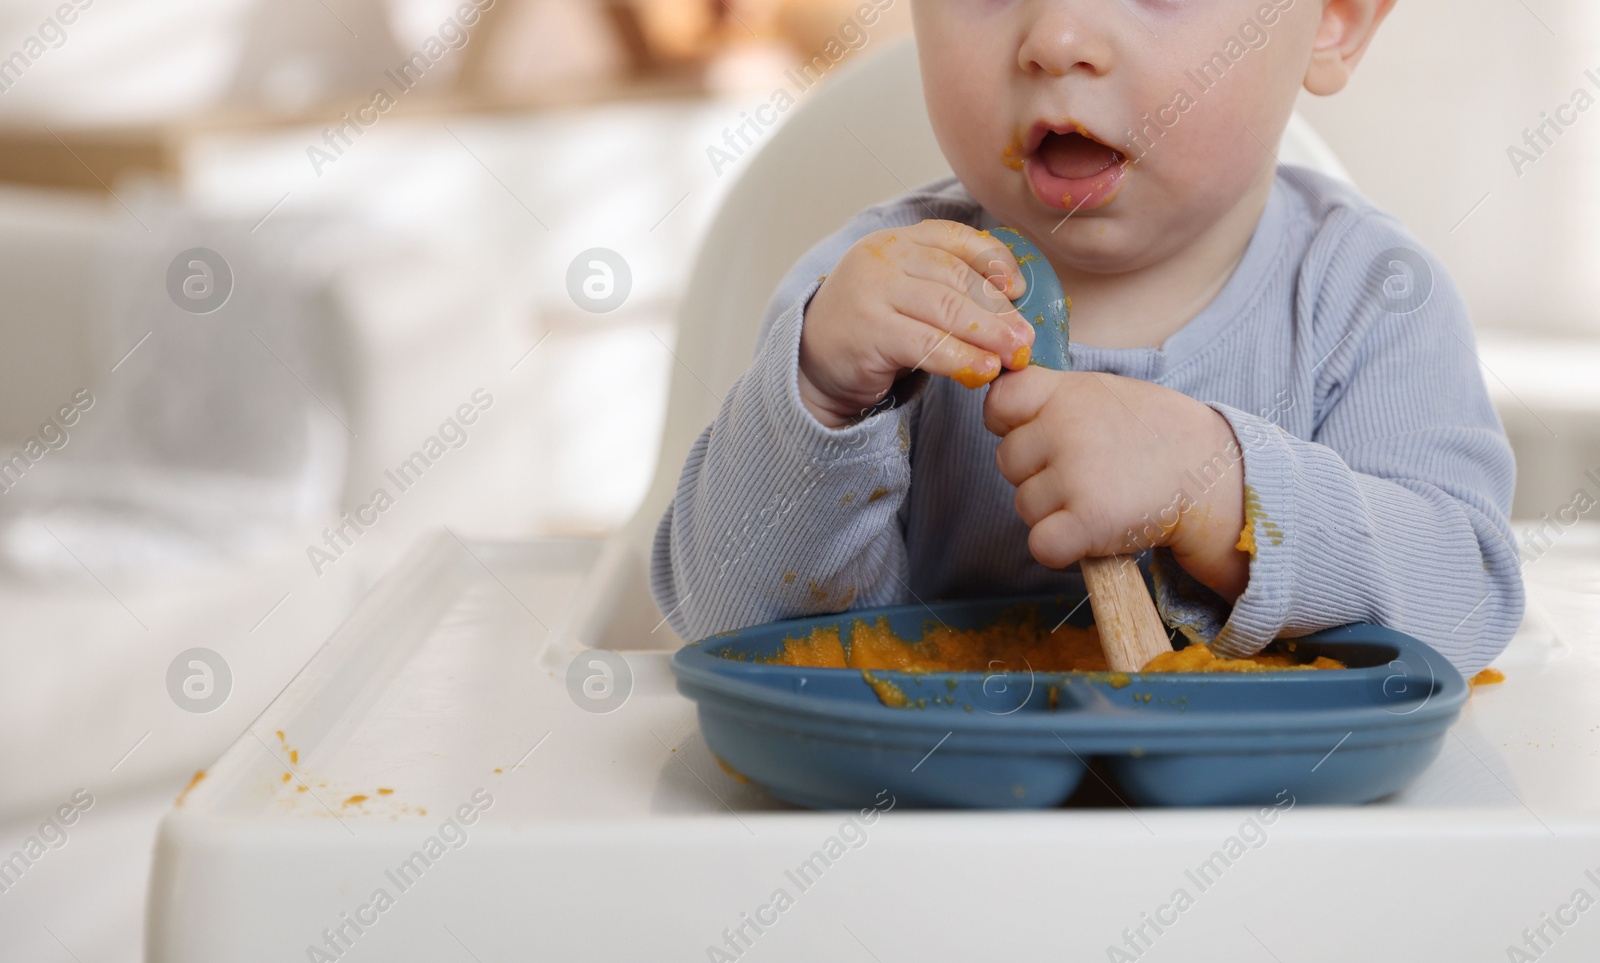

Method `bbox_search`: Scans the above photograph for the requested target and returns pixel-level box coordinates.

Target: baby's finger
[994,422,1051,486]
[896,243,1019,319]
[885,312,1003,390]
[1028,509,1095,570]
[907,220,1028,302]
[1011,469,1065,527]
[890,276,1031,371]
[982,365,1057,436]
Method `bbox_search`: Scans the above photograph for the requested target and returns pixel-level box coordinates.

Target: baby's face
[913,0,1324,274]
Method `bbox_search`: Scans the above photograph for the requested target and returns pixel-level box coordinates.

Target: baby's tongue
[1038,131,1121,179]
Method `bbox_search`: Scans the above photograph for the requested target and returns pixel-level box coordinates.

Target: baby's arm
[650,210,1029,641]
[1153,217,1525,676]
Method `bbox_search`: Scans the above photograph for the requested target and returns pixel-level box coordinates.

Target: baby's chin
[964,174,1183,276]
[964,151,1262,277]
[1037,219,1186,276]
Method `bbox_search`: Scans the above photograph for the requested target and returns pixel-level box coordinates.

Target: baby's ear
[1303,0,1396,96]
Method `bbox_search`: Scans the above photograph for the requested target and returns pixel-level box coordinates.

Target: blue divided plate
[671,594,1466,809]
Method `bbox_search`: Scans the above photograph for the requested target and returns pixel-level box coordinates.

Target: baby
[650,0,1524,675]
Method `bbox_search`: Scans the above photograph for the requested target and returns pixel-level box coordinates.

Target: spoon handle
[992,226,1173,673]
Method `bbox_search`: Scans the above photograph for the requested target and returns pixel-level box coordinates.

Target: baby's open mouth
[1035,130,1125,180]
[1020,122,1129,212]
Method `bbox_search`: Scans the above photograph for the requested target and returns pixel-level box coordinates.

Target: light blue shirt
[650,167,1524,676]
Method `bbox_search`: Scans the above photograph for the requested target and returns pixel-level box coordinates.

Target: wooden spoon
[991,226,1172,673]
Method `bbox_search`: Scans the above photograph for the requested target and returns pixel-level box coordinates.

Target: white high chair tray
[148,527,1600,962]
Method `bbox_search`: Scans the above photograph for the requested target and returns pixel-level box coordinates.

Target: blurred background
[0,0,1594,958]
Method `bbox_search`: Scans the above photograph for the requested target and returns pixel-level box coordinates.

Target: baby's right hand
[797,220,1036,429]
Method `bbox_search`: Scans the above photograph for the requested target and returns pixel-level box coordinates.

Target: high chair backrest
[619,35,1351,591]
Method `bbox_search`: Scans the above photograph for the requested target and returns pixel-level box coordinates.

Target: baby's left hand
[983,366,1250,600]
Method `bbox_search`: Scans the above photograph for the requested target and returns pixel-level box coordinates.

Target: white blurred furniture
[148,37,1600,962]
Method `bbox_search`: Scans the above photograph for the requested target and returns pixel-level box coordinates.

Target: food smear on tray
[754,603,1347,680]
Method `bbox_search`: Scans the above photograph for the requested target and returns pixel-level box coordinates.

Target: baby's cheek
[1178,103,1262,174]
[1136,77,1275,200]
[915,13,1017,187]
[926,85,1015,199]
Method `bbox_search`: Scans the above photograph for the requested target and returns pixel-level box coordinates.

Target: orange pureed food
[763,604,1346,675]
[766,608,1108,673]
[1142,643,1345,673]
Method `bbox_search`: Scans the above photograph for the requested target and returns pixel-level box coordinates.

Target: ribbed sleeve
[651,169,1525,677]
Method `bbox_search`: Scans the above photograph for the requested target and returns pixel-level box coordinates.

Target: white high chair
[147,38,1600,963]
